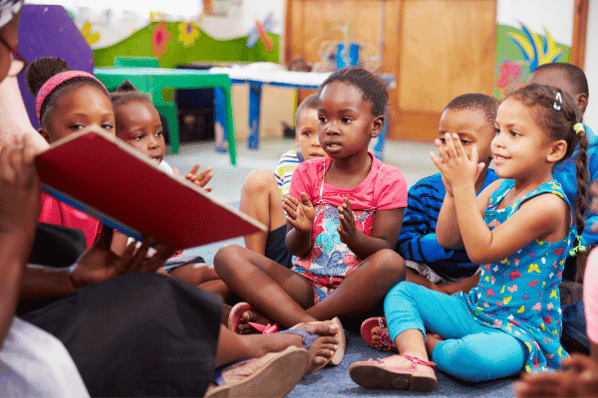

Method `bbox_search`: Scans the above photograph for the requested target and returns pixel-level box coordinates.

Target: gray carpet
[184,236,516,397]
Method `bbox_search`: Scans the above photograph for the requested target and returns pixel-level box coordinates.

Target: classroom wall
[584,0,598,129]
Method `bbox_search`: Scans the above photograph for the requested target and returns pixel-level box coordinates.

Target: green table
[94,67,236,165]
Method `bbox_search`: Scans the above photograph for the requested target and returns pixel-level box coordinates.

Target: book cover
[35,131,265,249]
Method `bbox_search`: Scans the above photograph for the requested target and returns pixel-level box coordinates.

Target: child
[109,80,231,296]
[528,63,598,355]
[528,63,598,279]
[26,56,113,248]
[214,67,408,342]
[349,83,588,392]
[396,93,500,293]
[514,181,598,397]
[239,93,326,268]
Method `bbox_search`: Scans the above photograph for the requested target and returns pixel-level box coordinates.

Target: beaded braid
[574,128,589,280]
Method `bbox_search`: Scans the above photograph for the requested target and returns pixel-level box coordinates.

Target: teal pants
[384,282,527,382]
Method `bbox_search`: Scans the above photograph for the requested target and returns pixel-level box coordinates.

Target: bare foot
[237,309,273,334]
[286,320,341,373]
[370,325,397,352]
[380,353,435,375]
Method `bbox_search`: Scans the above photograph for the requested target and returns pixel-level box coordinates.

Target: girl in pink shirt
[214,67,408,369]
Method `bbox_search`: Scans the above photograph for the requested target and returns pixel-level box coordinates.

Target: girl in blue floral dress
[350,84,590,392]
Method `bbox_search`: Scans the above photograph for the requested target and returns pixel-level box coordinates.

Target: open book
[35,131,266,249]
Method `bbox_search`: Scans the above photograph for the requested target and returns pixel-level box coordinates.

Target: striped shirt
[396,170,498,280]
[275,149,304,197]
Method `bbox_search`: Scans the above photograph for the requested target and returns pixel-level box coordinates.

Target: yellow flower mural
[178,22,200,47]
[507,23,564,72]
[81,21,100,45]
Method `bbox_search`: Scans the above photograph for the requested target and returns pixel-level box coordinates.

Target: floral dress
[459,179,574,372]
[292,163,378,303]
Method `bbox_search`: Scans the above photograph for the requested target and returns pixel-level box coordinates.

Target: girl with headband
[26,56,113,248]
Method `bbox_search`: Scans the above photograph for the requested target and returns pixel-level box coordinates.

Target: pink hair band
[35,70,109,125]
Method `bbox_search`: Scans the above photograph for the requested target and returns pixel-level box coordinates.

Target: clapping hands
[283,192,315,233]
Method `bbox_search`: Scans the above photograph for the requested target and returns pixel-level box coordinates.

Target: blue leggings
[384,282,527,382]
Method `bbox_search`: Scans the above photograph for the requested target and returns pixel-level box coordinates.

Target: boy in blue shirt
[396,94,500,294]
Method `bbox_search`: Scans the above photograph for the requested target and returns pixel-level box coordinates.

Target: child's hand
[0,137,40,242]
[337,198,357,243]
[283,192,315,233]
[514,353,598,397]
[174,163,213,192]
[431,133,484,190]
[185,163,213,192]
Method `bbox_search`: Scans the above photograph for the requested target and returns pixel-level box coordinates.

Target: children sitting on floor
[360,93,500,352]
[396,93,500,294]
[213,67,408,367]
[239,93,326,268]
[514,180,598,397]
[350,83,589,392]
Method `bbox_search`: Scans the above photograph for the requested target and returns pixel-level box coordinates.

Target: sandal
[349,354,437,392]
[228,302,278,334]
[360,317,397,352]
[206,346,310,398]
[278,317,346,373]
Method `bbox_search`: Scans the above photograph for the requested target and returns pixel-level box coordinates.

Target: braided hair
[508,83,589,280]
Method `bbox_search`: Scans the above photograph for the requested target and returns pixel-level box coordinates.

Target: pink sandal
[349,354,437,392]
[360,317,397,352]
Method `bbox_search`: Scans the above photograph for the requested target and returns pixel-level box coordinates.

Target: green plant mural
[93,21,280,68]
[493,23,570,99]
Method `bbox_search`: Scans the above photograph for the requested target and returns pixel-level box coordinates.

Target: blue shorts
[265,224,293,269]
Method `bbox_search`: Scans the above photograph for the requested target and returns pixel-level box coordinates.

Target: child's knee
[366,249,406,281]
[242,170,277,195]
[213,244,245,274]
[432,335,524,382]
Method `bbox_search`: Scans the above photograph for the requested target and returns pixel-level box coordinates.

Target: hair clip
[573,123,585,135]
[569,235,587,257]
[553,91,563,111]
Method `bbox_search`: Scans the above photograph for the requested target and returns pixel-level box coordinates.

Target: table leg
[221,85,236,166]
[213,88,228,154]
[248,83,262,150]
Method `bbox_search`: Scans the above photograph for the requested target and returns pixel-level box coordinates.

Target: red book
[35,131,265,249]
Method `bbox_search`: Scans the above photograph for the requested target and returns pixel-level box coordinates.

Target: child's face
[43,85,115,143]
[528,69,586,115]
[115,100,165,164]
[438,108,494,169]
[492,98,555,179]
[317,81,382,159]
[295,108,326,160]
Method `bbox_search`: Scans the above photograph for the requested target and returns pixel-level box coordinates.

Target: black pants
[23,273,223,397]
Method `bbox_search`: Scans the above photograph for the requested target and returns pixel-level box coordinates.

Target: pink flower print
[488,219,501,228]
[343,254,360,268]
[531,302,542,312]
[151,22,172,60]
[507,284,518,293]
[493,319,502,327]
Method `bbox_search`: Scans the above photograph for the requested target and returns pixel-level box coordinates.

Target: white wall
[584,0,598,128]
[497,0,574,46]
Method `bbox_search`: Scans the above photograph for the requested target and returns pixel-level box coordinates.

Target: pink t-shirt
[584,247,598,344]
[289,155,408,210]
[38,192,102,249]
